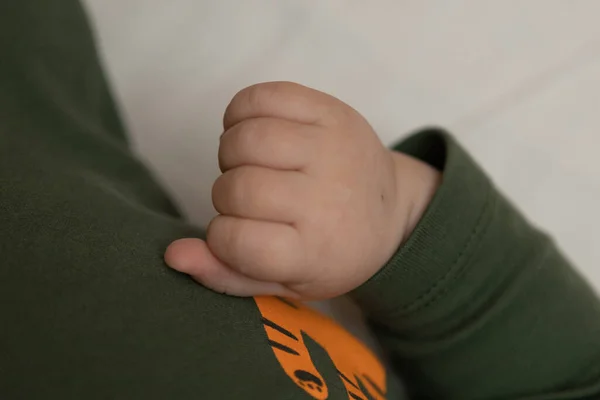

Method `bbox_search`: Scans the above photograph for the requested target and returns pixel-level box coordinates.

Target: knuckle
[207,216,238,261]
[219,120,260,170]
[245,84,263,108]
[236,118,262,145]
[218,130,241,171]
[211,174,229,212]
[219,127,236,153]
[240,167,269,197]
[227,228,246,265]
[213,167,271,216]
[206,217,226,254]
[217,145,229,172]
[265,81,299,93]
[260,180,281,208]
[254,231,291,270]
[206,215,225,239]
[212,169,246,212]
[242,168,278,209]
[225,84,272,128]
[232,166,254,191]
[244,84,272,111]
[242,82,291,110]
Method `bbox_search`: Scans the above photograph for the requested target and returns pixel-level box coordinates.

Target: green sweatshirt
[1,1,599,399]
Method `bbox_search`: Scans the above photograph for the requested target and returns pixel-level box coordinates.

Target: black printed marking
[356,375,376,400]
[337,369,359,389]
[362,373,385,396]
[294,370,324,387]
[268,340,300,356]
[261,317,299,341]
[275,296,298,309]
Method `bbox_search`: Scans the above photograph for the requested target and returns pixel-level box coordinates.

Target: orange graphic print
[255,296,386,400]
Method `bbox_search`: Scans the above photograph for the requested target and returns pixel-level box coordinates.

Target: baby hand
[165,82,439,299]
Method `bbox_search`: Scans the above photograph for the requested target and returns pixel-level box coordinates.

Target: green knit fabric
[2,1,599,399]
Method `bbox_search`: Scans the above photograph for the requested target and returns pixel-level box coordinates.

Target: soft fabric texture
[2,1,600,399]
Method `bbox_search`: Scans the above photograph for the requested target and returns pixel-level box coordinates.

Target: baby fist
[165,82,439,300]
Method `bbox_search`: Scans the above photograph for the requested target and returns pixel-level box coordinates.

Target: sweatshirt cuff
[351,128,493,328]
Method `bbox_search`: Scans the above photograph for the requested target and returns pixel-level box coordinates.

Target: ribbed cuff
[351,128,493,327]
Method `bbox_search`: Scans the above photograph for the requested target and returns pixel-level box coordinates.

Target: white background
[83,0,600,294]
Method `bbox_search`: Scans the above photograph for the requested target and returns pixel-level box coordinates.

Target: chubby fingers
[212,166,310,224]
[206,216,306,283]
[165,238,300,298]
[223,81,348,129]
[219,117,320,172]
[167,82,348,296]
[165,216,308,297]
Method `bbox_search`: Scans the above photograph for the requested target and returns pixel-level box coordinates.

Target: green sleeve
[1,2,360,399]
[352,129,600,399]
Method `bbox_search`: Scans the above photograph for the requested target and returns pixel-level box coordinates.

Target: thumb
[164,238,300,298]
